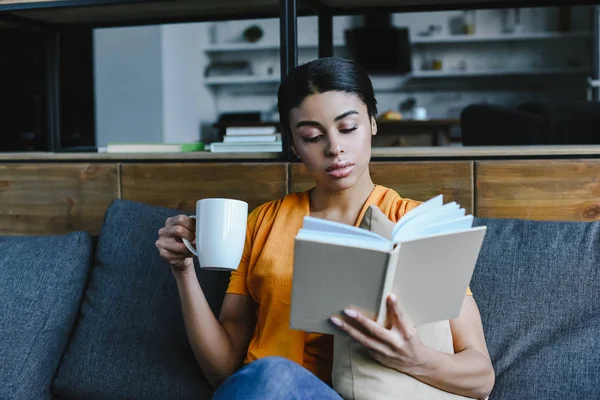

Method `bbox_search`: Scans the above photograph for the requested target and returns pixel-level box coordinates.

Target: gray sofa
[1,199,599,399]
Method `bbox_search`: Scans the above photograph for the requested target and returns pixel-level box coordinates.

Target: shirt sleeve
[226,207,259,296]
[394,198,422,222]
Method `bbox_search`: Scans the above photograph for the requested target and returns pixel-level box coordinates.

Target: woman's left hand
[330,293,431,376]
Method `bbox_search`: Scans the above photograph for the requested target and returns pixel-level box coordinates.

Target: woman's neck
[309,172,375,226]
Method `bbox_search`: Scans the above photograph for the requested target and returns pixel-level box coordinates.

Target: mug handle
[180,215,198,257]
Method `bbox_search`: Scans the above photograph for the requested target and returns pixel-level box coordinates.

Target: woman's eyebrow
[334,110,359,121]
[295,120,321,129]
[295,110,359,129]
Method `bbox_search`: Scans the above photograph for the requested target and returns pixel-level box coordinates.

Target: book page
[296,229,393,253]
[418,215,474,237]
[393,204,467,242]
[301,216,387,241]
[392,194,444,237]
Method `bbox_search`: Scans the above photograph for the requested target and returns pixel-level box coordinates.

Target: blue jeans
[212,356,343,400]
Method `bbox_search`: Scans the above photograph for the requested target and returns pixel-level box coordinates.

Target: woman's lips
[326,161,355,178]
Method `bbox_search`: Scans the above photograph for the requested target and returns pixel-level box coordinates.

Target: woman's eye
[340,126,358,134]
[303,136,321,143]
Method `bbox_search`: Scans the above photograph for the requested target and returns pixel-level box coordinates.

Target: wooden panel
[289,161,474,213]
[0,163,119,235]
[475,160,600,221]
[121,163,288,212]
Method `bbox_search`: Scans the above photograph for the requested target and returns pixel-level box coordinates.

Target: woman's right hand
[156,215,196,272]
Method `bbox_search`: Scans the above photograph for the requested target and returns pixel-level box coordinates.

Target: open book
[290,195,487,335]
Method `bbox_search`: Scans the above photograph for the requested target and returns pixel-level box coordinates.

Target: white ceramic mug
[181,198,248,271]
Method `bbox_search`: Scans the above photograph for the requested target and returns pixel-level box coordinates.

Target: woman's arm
[407,296,495,399]
[173,269,257,388]
[156,215,257,388]
[331,294,495,399]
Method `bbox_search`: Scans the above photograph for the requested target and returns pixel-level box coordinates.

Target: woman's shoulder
[247,191,307,229]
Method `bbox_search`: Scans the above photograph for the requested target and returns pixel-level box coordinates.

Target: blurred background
[1,5,598,153]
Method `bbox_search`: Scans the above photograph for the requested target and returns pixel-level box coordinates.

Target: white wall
[94,26,164,147]
[95,23,215,146]
[161,23,216,143]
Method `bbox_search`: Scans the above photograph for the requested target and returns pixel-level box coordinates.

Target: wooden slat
[475,160,600,221]
[120,163,288,212]
[0,163,119,235]
[289,161,474,213]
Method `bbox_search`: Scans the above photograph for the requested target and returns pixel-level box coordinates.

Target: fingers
[159,217,195,243]
[332,308,393,350]
[155,215,197,272]
[158,238,190,255]
[166,214,195,231]
[387,294,414,336]
[330,315,390,356]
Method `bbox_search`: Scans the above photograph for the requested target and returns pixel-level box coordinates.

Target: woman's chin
[322,175,358,191]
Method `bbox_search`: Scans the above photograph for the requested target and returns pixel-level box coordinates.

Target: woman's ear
[290,141,300,159]
[371,117,378,136]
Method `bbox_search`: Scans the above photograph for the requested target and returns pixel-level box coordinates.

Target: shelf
[1,0,583,28]
[0,151,281,161]
[205,40,346,53]
[204,75,280,85]
[411,31,592,44]
[204,32,591,53]
[0,0,287,27]
[4,145,600,162]
[411,67,592,78]
[204,67,591,86]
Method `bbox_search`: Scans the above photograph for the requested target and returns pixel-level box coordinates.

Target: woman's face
[289,91,377,191]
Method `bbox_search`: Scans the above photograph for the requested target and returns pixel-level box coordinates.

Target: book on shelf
[208,141,282,153]
[223,133,281,143]
[105,142,204,153]
[290,195,487,335]
[225,126,277,136]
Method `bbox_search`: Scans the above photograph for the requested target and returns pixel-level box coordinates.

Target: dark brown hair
[277,57,378,136]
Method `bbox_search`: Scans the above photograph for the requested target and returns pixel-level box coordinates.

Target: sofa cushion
[52,199,230,400]
[0,232,93,400]
[471,217,600,399]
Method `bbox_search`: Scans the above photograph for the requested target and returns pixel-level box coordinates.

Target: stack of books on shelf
[209,126,282,153]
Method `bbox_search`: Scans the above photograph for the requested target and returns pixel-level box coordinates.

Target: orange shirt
[226,185,472,383]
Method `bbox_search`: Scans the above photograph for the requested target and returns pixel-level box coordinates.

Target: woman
[155,57,495,399]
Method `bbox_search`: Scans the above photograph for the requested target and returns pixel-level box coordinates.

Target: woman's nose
[325,136,342,157]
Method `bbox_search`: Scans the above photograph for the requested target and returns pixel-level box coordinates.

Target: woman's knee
[243,356,304,382]
[213,357,340,400]
[213,357,308,397]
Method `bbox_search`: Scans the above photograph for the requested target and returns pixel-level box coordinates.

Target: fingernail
[389,294,397,303]
[330,317,343,327]
[344,309,358,318]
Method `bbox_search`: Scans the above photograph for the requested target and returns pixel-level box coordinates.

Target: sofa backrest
[0,232,94,400]
[472,217,600,399]
[51,199,229,400]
